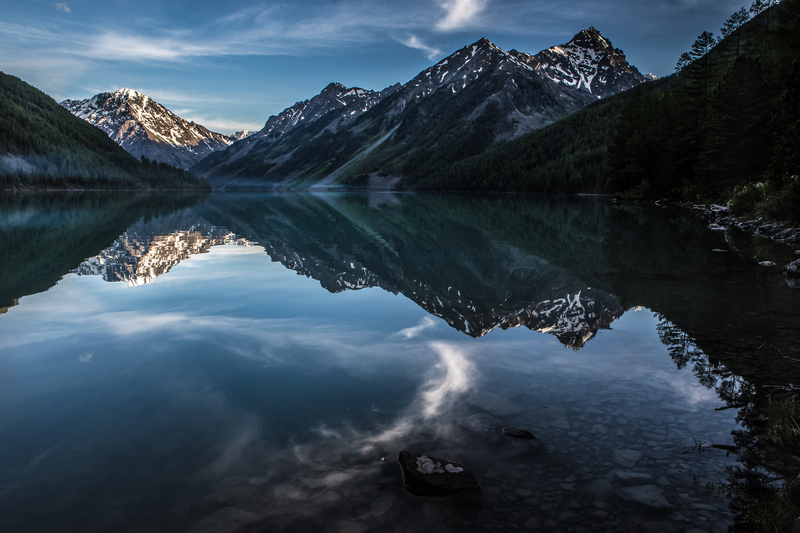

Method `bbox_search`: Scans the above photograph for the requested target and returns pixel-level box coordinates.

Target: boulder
[397,451,481,497]
[614,449,642,468]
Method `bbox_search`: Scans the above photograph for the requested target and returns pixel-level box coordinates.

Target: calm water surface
[0,192,797,533]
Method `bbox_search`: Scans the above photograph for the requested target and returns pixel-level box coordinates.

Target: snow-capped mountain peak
[61,89,239,169]
[252,82,394,142]
[115,87,144,99]
[509,27,649,98]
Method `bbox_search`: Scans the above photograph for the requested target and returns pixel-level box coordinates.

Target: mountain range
[59,28,648,188]
[197,29,649,189]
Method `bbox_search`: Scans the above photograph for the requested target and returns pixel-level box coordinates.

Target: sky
[1,0,749,134]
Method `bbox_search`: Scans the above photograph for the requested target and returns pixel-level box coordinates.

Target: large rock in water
[398,451,481,497]
[785,259,800,288]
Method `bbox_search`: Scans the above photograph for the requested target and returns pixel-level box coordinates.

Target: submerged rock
[467,391,523,417]
[785,259,800,288]
[615,484,673,508]
[459,413,505,443]
[397,451,481,497]
[502,427,536,440]
[614,449,642,468]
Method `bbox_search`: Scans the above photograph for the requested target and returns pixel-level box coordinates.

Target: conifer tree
[675,52,693,73]
[721,8,751,56]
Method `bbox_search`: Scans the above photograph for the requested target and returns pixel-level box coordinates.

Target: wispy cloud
[436,0,489,31]
[395,316,438,339]
[397,34,442,59]
[420,342,474,418]
[55,3,71,13]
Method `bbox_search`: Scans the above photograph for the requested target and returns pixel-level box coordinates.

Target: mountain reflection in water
[70,193,627,348]
[0,192,797,533]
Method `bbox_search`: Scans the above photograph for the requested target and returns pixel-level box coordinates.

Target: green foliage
[0,72,209,190]
[608,0,800,222]
[765,397,800,451]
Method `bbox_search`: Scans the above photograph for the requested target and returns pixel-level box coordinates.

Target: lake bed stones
[397,451,481,497]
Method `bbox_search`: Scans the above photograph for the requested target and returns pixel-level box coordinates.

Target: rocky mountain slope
[509,27,650,98]
[61,89,239,169]
[196,29,648,189]
[191,82,399,181]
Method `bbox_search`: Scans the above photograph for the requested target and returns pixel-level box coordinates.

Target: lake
[0,192,798,533]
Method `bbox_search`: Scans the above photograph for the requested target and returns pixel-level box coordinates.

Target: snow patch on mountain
[509,27,649,98]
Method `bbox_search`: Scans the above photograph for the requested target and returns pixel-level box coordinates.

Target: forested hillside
[608,0,800,222]
[0,72,209,190]
[419,0,800,226]
[414,76,670,193]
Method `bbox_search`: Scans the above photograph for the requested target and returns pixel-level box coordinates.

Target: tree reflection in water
[657,315,800,532]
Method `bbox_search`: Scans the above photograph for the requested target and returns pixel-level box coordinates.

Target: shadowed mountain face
[196,37,600,188]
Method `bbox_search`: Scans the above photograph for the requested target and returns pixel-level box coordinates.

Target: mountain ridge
[197,28,645,189]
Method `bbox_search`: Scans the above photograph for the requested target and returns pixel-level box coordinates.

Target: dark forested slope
[413,76,670,193]
[419,0,800,222]
[0,72,209,189]
[607,0,800,221]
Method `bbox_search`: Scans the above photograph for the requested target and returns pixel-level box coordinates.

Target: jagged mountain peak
[61,89,237,169]
[473,37,500,49]
[508,27,648,98]
[254,81,388,138]
[114,87,145,99]
[569,27,612,50]
[191,81,397,178]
